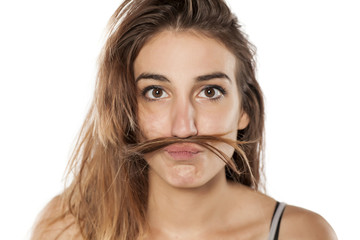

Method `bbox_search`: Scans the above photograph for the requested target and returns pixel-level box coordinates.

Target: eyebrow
[135,72,232,83]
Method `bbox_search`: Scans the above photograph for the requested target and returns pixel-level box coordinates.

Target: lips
[164,143,202,160]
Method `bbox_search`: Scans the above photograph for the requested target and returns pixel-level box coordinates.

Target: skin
[31,30,337,240]
[135,30,247,189]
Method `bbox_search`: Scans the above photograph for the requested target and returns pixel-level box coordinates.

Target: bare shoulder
[280,204,337,240]
[31,195,82,240]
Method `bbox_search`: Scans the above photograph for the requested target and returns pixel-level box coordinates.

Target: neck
[146,170,231,236]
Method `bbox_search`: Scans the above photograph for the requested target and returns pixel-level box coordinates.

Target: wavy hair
[38,0,265,239]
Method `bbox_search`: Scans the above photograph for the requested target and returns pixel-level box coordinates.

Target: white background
[0,0,359,239]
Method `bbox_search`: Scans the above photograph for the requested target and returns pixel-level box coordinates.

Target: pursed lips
[164,143,203,160]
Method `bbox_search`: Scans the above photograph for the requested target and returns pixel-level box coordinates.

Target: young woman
[32,0,337,239]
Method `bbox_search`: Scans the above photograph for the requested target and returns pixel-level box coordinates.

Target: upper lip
[164,143,203,153]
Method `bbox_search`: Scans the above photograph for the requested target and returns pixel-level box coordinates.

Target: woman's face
[134,30,248,188]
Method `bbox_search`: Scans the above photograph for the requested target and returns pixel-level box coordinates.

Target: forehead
[134,30,237,81]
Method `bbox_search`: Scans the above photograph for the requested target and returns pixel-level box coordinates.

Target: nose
[171,98,198,138]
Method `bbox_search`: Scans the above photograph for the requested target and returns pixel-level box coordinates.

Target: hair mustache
[125,135,255,180]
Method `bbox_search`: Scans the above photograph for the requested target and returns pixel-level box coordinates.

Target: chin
[167,178,209,189]
[162,165,202,188]
[162,165,225,189]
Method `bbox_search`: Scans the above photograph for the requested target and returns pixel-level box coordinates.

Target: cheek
[138,104,171,139]
[196,102,240,136]
[197,110,238,157]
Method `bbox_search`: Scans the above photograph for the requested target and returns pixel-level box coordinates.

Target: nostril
[181,135,194,140]
[171,119,198,138]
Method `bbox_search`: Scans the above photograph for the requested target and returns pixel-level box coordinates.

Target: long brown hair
[43,0,264,239]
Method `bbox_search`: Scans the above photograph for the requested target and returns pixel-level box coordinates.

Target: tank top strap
[268,201,286,240]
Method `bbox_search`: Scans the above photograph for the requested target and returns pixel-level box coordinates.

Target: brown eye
[198,86,224,100]
[204,88,215,98]
[152,88,163,98]
[144,87,169,100]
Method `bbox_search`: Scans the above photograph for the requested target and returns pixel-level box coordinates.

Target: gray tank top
[268,202,286,240]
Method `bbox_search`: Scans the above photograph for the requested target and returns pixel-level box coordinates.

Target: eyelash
[200,85,227,101]
[141,85,166,101]
[140,85,227,101]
